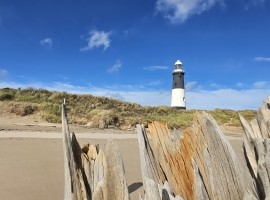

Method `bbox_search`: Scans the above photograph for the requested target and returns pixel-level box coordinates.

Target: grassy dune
[0,88,257,130]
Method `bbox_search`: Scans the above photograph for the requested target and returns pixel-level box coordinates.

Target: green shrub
[0,92,15,100]
[0,88,16,100]
[41,103,61,123]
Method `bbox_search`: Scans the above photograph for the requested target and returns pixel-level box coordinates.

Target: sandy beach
[0,132,143,200]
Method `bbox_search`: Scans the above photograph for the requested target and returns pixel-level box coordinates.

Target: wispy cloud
[254,56,270,62]
[57,74,69,80]
[244,0,268,9]
[81,30,112,51]
[143,65,168,71]
[155,0,224,23]
[0,69,8,80]
[236,82,246,88]
[104,84,145,91]
[185,81,201,91]
[210,83,226,89]
[40,38,53,48]
[147,80,163,86]
[107,59,122,73]
[252,81,270,89]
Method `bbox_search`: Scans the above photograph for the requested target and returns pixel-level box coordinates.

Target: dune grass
[0,87,257,130]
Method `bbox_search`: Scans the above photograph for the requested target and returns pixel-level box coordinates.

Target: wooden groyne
[62,97,270,199]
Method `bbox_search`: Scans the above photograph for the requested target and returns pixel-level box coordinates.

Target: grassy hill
[0,87,257,130]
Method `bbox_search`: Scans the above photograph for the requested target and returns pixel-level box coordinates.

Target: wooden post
[137,112,258,199]
[62,103,129,200]
[239,97,270,199]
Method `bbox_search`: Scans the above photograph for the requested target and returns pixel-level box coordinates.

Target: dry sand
[0,114,247,200]
[0,135,143,200]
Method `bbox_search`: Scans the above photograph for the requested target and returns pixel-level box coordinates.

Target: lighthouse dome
[173,59,184,72]
[175,60,182,65]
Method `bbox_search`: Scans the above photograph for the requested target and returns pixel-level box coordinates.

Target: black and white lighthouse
[171,60,186,109]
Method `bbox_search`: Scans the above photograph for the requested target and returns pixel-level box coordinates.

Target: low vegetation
[0,87,257,130]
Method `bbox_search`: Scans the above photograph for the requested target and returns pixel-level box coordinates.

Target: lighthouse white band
[171,88,186,108]
[173,69,184,73]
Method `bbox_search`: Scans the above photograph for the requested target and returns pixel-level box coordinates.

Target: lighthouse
[171,60,186,109]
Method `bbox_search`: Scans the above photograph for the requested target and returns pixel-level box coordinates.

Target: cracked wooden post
[62,102,129,200]
[239,97,270,200]
[137,112,258,200]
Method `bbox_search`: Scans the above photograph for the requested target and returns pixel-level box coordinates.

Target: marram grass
[0,88,257,130]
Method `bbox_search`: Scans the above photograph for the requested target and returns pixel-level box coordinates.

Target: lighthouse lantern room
[171,60,186,109]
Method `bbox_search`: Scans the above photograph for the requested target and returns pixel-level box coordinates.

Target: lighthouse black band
[174,106,186,110]
[172,72,185,89]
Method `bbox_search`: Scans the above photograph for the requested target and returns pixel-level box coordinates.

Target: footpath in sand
[0,114,245,200]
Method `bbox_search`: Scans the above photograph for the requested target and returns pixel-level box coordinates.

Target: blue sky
[0,0,270,109]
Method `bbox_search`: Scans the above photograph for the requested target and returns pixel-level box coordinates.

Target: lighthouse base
[172,106,186,110]
[171,88,186,109]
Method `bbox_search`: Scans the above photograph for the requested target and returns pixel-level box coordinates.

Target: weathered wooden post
[137,113,259,199]
[62,102,129,200]
[239,97,270,200]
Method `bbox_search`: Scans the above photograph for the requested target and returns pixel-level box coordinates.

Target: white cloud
[186,88,269,110]
[236,82,245,88]
[156,0,223,23]
[143,65,168,71]
[252,81,270,89]
[92,90,171,106]
[0,80,269,110]
[40,38,53,48]
[81,30,112,51]
[107,59,122,73]
[0,69,8,80]
[210,83,225,89]
[254,57,270,62]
